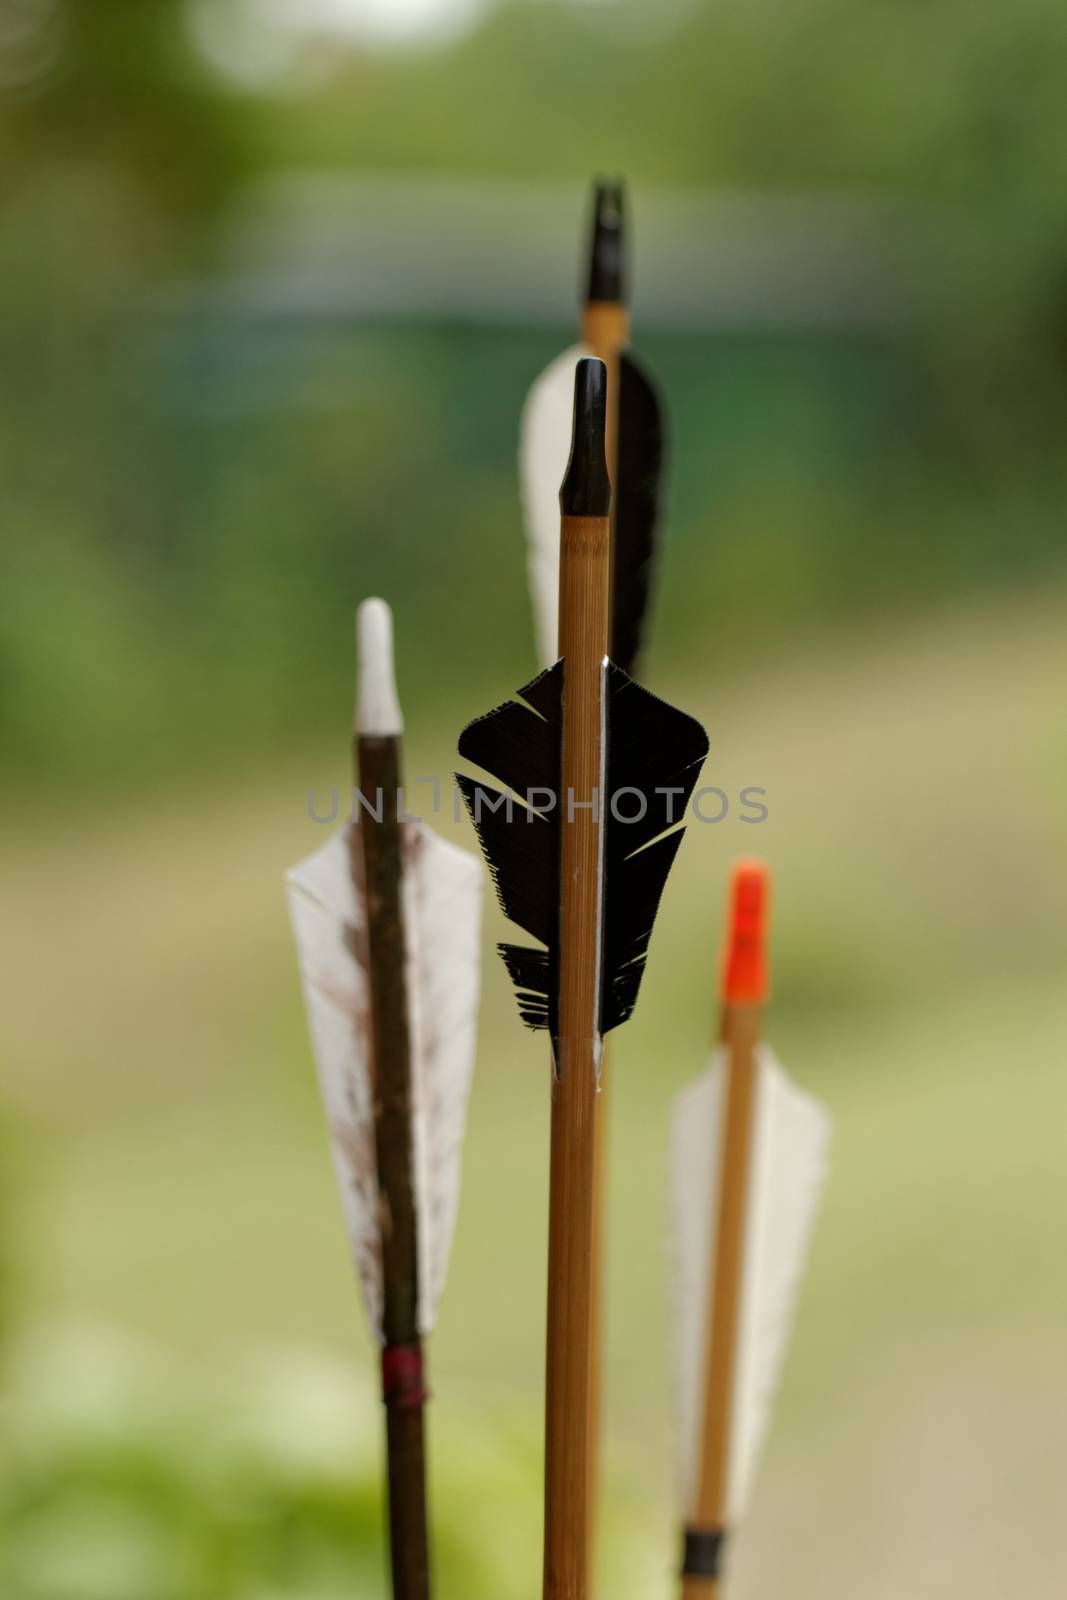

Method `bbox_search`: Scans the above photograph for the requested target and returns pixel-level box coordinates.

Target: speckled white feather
[286,819,482,1340]
[670,1044,830,1522]
[518,343,591,667]
[356,597,403,736]
[287,608,479,1338]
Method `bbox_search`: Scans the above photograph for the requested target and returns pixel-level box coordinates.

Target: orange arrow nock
[721,858,771,1006]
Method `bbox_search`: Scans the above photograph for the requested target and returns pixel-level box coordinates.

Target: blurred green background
[2,2,1067,1596]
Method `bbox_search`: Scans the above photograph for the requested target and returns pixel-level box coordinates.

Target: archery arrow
[520,177,668,1571]
[520,176,665,676]
[286,599,483,1600]
[671,861,830,1598]
[459,358,708,1600]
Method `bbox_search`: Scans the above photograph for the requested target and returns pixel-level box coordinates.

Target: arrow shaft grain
[579,296,629,1573]
[355,733,431,1600]
[683,1002,762,1598]
[543,510,611,1600]
[580,302,628,655]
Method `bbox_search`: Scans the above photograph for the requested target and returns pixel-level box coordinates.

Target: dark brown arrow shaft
[355,733,430,1600]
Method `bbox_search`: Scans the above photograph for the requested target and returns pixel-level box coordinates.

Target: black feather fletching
[456,660,708,1039]
[613,351,665,676]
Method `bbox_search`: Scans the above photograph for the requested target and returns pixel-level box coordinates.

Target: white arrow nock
[356,597,404,737]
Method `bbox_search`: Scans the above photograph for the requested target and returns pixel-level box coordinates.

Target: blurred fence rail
[176,175,925,331]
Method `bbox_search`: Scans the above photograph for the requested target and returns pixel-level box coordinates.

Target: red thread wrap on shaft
[380,1343,429,1411]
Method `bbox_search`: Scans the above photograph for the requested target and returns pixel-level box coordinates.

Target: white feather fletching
[286,818,482,1341]
[518,342,592,668]
[670,1044,830,1523]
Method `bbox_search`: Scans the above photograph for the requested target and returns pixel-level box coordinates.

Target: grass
[2,582,1066,1596]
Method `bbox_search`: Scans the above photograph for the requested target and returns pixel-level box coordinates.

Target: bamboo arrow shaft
[682,1001,762,1600]
[580,304,628,501]
[578,298,629,1588]
[355,733,431,1600]
[581,302,630,357]
[543,508,611,1600]
[580,302,629,653]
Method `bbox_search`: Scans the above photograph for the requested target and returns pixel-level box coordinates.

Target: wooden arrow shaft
[543,510,611,1600]
[355,734,431,1600]
[579,298,629,1586]
[581,301,628,660]
[682,1001,762,1600]
[581,302,630,363]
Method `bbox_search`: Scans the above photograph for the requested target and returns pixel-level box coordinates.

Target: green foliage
[0,1112,12,1348]
[0,1326,552,1600]
[281,0,1067,202]
[4,315,1067,798]
[1,0,263,233]
[3,0,1067,799]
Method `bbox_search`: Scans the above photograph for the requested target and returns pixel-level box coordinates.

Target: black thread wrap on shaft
[681,1526,726,1580]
